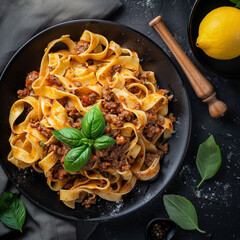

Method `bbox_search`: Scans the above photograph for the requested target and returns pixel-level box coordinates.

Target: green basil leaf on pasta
[94,135,116,149]
[163,194,205,233]
[81,105,105,139]
[52,128,85,148]
[0,192,26,232]
[196,135,222,188]
[64,145,92,172]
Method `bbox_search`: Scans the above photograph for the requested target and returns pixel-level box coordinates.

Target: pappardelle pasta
[8,30,175,208]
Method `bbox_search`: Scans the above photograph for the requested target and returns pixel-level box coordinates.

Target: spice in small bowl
[146,218,177,240]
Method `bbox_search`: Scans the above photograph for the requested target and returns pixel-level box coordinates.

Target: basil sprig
[163,194,205,233]
[52,105,116,172]
[196,135,222,188]
[0,191,26,232]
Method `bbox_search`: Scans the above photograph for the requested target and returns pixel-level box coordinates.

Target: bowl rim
[0,18,192,222]
[187,0,240,80]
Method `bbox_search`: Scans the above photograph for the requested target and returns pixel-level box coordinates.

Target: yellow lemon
[196,6,240,60]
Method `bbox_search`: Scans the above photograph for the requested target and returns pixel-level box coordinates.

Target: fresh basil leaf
[196,135,222,188]
[0,192,26,232]
[93,135,116,149]
[163,194,205,233]
[81,105,105,139]
[64,145,92,172]
[52,128,85,148]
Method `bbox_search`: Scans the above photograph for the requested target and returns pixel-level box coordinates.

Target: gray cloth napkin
[0,0,122,239]
[0,166,76,240]
[0,0,122,72]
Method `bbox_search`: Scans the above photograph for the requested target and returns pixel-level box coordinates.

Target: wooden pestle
[149,16,227,119]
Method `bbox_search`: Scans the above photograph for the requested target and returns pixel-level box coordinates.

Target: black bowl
[0,19,191,221]
[146,218,177,240]
[188,0,240,79]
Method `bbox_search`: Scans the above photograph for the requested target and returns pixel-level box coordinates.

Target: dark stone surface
[87,0,240,239]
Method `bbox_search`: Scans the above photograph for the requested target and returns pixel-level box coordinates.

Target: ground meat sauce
[158,142,168,155]
[73,40,90,55]
[65,105,81,118]
[134,70,149,83]
[46,74,65,91]
[47,140,87,193]
[144,143,168,168]
[144,109,165,141]
[88,92,98,105]
[17,89,30,99]
[102,84,114,101]
[81,195,96,208]
[95,138,131,172]
[59,102,84,129]
[111,65,122,76]
[80,92,97,107]
[81,154,99,171]
[30,119,52,138]
[102,85,135,127]
[58,97,68,106]
[46,75,61,86]
[72,117,82,130]
[52,163,72,181]
[46,142,71,163]
[25,71,39,90]
[57,143,71,160]
[102,101,119,114]
[17,71,39,98]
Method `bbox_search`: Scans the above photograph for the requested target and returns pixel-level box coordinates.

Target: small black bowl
[188,0,240,79]
[146,218,177,240]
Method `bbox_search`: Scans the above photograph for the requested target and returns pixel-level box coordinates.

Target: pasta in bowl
[8,30,175,209]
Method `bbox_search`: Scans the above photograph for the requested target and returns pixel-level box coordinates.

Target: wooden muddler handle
[149,16,227,119]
